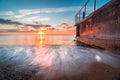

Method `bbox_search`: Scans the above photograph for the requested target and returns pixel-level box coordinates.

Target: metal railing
[75,0,96,24]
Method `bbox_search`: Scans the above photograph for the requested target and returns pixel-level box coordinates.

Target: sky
[0,0,110,27]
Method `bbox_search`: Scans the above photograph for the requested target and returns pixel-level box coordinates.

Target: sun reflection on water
[36,31,45,46]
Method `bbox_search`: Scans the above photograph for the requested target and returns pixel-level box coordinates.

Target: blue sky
[0,0,110,27]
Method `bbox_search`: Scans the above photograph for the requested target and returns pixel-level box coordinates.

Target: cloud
[19,9,40,14]
[27,16,50,21]
[19,6,81,14]
[14,9,40,18]
[0,11,14,16]
[21,16,50,24]
[11,6,81,19]
[1,5,94,20]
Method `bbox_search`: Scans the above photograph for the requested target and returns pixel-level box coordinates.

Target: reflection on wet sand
[0,34,120,80]
[0,45,120,80]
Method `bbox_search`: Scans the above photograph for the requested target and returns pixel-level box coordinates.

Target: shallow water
[0,34,120,80]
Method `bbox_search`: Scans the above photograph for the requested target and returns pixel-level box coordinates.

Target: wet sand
[0,61,120,80]
[0,45,120,80]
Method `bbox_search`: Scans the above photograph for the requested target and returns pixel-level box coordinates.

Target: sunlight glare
[39,31,44,34]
